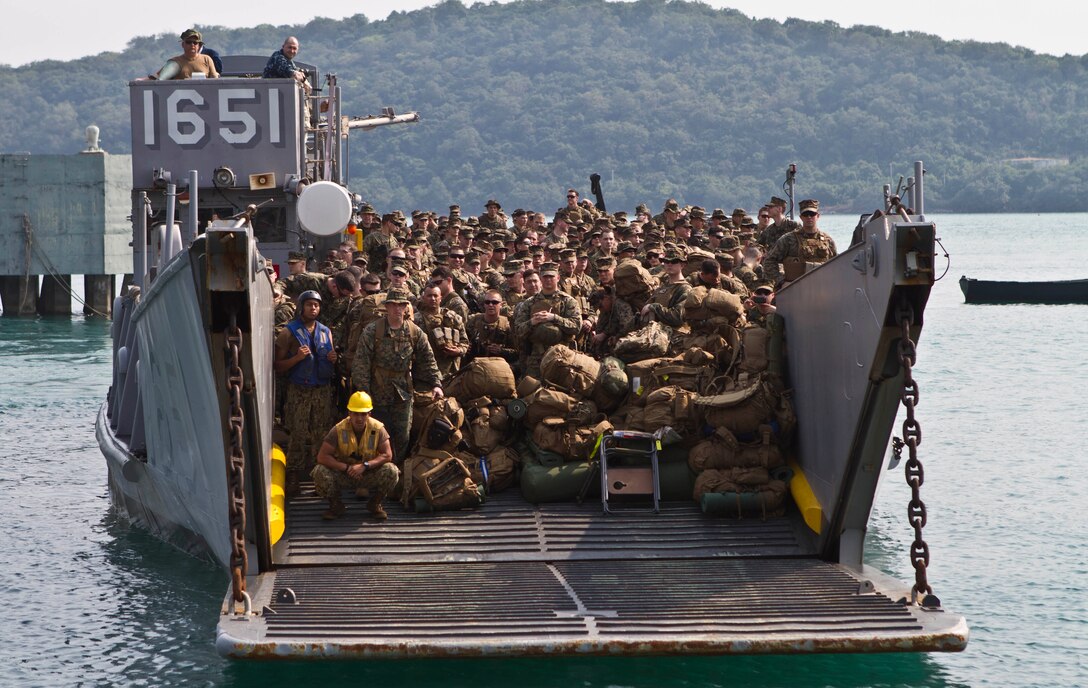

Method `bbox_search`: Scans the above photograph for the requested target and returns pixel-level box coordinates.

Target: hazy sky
[5,0,1086,66]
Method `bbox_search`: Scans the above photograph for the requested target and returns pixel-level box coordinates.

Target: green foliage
[2,0,1086,212]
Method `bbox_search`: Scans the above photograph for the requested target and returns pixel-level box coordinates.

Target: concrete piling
[0,275,40,316]
[38,274,73,315]
[84,274,115,317]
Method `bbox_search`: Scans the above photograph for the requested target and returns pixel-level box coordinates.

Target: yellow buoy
[269,444,286,545]
[788,459,823,535]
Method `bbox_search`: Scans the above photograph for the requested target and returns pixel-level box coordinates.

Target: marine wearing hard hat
[311,391,401,521]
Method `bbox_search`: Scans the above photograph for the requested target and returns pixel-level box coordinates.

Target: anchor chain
[225,312,249,607]
[895,301,938,607]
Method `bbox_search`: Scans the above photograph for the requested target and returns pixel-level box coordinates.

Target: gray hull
[97,235,273,571]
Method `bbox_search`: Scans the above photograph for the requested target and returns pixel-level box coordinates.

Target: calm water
[1,214,1085,687]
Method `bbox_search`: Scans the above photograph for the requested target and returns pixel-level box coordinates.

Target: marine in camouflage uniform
[414,298,469,382]
[591,291,636,355]
[364,215,401,271]
[512,262,581,378]
[277,264,329,303]
[763,199,837,284]
[640,251,692,328]
[478,200,508,231]
[465,310,519,366]
[352,288,442,462]
[758,197,801,250]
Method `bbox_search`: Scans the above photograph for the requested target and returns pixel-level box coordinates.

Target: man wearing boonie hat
[152,29,219,80]
[653,199,682,231]
[479,199,507,230]
[763,199,837,286]
[352,286,442,463]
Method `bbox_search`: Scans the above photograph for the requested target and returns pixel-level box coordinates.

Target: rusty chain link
[226,311,249,606]
[895,301,937,607]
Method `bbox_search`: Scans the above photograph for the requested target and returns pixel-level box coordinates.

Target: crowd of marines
[272,190,838,519]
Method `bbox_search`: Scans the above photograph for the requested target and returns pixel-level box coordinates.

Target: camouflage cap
[635,203,650,215]
[576,248,589,259]
[360,202,376,214]
[731,208,747,217]
[449,204,461,214]
[689,206,706,219]
[466,253,481,264]
[502,260,523,276]
[715,252,736,268]
[770,196,788,208]
[380,213,398,224]
[753,279,775,293]
[663,249,685,263]
[719,235,741,251]
[595,257,616,269]
[540,262,559,276]
[385,287,412,303]
[465,216,480,227]
[448,248,465,257]
[799,199,820,215]
[181,29,203,43]
[664,199,680,212]
[485,199,501,208]
[741,215,757,227]
[711,208,728,219]
[492,240,508,251]
[530,245,544,255]
[559,248,576,259]
[286,250,306,262]
[616,241,636,254]
[512,208,526,218]
[390,264,409,276]
[361,272,381,285]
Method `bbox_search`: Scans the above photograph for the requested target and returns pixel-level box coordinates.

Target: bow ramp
[217,492,966,659]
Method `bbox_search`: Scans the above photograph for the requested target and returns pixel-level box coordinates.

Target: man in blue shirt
[263,36,309,89]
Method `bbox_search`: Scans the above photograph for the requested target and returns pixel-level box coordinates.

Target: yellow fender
[788,459,823,534]
[269,444,286,545]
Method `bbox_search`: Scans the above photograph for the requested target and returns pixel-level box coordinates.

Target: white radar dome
[297,181,352,237]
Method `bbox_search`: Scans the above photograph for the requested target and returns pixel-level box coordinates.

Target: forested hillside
[3,0,1087,212]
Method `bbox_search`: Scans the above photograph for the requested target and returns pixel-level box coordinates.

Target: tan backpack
[445,356,518,402]
[540,344,600,397]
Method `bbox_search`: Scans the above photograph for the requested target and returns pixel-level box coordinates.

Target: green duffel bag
[657,445,698,501]
[520,458,600,503]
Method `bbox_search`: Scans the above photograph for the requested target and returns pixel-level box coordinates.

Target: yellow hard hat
[346,391,373,413]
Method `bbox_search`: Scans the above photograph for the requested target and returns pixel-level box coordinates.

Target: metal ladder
[599,430,661,514]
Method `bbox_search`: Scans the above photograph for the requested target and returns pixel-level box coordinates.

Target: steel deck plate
[218,558,968,658]
[217,490,967,658]
[279,490,809,565]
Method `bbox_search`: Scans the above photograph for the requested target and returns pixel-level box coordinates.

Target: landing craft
[97,53,968,658]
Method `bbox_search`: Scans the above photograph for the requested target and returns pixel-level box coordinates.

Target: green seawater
[1,214,1085,687]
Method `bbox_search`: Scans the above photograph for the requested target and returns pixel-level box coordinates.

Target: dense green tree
[1,0,1086,212]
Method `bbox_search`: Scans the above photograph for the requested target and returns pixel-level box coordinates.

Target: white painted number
[219,89,257,144]
[142,86,287,147]
[166,89,207,145]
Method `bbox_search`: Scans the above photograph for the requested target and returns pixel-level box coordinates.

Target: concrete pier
[38,274,73,315]
[84,274,115,317]
[0,275,39,316]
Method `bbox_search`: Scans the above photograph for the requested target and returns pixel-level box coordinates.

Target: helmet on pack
[346,391,374,413]
[297,290,322,305]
